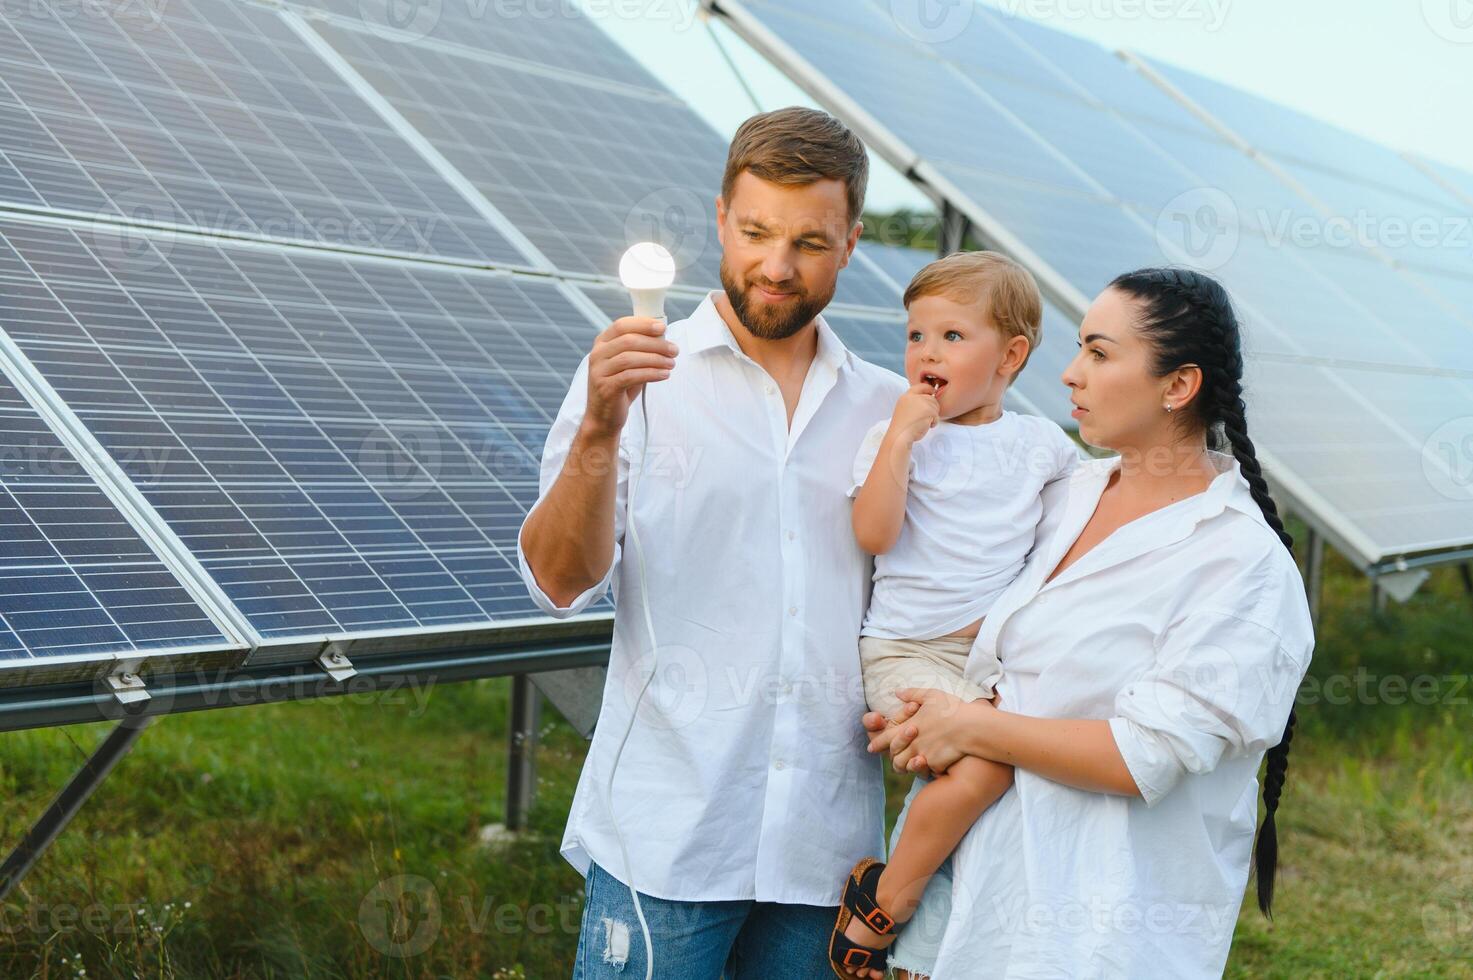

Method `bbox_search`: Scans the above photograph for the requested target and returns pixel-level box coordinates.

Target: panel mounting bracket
[103,670,150,707]
[316,644,358,683]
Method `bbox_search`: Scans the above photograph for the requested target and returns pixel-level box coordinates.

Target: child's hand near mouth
[889,381,943,446]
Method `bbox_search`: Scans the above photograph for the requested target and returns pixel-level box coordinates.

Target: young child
[830,251,1080,977]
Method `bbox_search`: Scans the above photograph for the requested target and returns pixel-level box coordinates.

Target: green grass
[0,537,1470,978]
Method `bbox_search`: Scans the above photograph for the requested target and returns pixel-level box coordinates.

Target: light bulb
[619,242,676,320]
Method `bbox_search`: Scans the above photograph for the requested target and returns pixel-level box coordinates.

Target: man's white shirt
[516,292,906,904]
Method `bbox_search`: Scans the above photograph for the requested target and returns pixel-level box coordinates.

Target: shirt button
[787,530,796,541]
[788,606,798,616]
[765,383,775,395]
[774,760,785,770]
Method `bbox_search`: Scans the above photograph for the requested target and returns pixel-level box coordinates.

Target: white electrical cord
[602,381,658,980]
[601,243,673,979]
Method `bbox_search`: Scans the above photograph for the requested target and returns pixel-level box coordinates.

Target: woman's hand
[885,688,999,775]
[860,703,934,774]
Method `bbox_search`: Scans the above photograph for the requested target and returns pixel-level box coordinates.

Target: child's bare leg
[839,755,1013,977]
[877,755,1013,920]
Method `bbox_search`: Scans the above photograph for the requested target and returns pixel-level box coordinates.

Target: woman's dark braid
[1109,267,1300,919]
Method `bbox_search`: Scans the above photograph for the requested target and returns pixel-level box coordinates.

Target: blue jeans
[572,860,838,979]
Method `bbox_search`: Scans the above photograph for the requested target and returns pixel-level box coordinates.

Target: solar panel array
[12,0,1459,689]
[0,0,944,687]
[707,0,1473,566]
[0,0,522,261]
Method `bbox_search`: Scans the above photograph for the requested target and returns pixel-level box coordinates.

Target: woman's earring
[1164,404,1174,413]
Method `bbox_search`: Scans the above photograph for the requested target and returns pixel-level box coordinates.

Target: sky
[589,0,1473,212]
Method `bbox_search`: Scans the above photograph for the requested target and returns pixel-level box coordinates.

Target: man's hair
[904,250,1044,378]
[721,107,869,226]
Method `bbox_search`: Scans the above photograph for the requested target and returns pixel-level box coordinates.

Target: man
[518,107,906,978]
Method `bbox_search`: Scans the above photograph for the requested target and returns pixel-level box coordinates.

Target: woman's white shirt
[928,450,1313,978]
[849,412,1080,640]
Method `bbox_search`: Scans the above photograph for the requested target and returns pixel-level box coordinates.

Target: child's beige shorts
[860,633,999,721]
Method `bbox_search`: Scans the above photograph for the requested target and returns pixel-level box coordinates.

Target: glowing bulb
[619,242,676,320]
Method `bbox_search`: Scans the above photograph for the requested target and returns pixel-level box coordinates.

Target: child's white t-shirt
[849,411,1081,640]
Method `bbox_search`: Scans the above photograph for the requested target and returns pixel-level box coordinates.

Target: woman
[857,268,1313,978]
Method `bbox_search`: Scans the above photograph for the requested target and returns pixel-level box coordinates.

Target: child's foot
[838,866,910,978]
[840,911,896,978]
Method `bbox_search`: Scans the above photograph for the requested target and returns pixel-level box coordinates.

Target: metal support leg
[1370,574,1387,616]
[0,715,154,901]
[505,674,540,833]
[1460,562,1472,599]
[1305,527,1325,627]
[940,203,971,255]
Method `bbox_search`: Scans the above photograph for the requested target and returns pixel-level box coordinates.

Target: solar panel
[0,356,234,679]
[303,0,670,91]
[0,0,523,262]
[1409,155,1473,208]
[1246,357,1473,554]
[299,5,901,308]
[1139,58,1473,309]
[1143,61,1457,206]
[707,0,1473,564]
[0,216,612,643]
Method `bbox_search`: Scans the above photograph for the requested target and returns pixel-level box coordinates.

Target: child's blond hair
[903,251,1043,382]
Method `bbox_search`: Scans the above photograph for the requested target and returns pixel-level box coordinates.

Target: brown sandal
[828,857,899,977]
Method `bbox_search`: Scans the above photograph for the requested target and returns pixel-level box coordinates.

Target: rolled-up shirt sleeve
[515,353,633,618]
[1108,603,1309,807]
[847,420,893,498]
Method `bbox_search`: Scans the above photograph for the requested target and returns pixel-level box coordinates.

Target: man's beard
[719,257,834,341]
